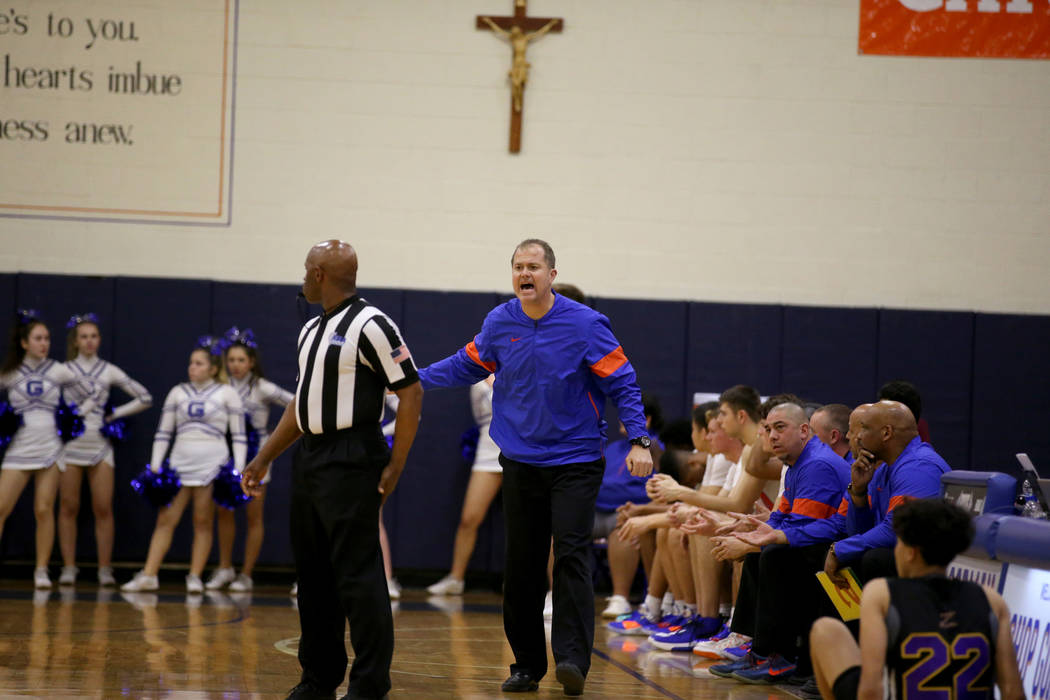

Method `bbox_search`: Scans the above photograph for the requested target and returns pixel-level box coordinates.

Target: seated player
[810,498,1023,700]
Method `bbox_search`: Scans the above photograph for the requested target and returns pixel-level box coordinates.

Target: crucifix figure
[477,0,563,153]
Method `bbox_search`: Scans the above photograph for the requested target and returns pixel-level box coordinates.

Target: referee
[242,240,423,700]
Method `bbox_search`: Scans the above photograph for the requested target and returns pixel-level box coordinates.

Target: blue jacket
[418,293,648,467]
[766,437,850,547]
[834,437,951,563]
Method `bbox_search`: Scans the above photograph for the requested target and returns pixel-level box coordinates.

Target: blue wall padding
[0,272,1047,572]
[780,306,879,409]
[878,309,975,470]
[971,313,1050,480]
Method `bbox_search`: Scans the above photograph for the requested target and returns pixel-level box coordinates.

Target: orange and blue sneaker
[709,651,763,679]
[607,610,661,636]
[732,652,796,684]
[722,637,752,660]
[649,616,722,652]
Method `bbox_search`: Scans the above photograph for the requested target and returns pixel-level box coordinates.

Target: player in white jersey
[57,314,153,587]
[205,328,292,592]
[426,374,503,596]
[122,342,246,594]
[0,312,97,589]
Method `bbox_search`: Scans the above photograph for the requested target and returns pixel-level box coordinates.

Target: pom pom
[55,399,85,443]
[99,399,129,443]
[0,402,23,449]
[460,425,480,465]
[130,462,182,508]
[211,458,251,510]
[244,413,260,462]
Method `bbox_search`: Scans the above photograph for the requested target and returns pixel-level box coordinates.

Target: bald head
[767,402,807,426]
[852,400,918,462]
[309,240,358,292]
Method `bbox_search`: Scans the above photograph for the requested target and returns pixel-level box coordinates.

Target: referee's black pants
[730,542,829,670]
[291,432,392,699]
[499,454,605,681]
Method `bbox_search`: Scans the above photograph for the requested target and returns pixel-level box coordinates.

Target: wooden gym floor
[0,579,800,699]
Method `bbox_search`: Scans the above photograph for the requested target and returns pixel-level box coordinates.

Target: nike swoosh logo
[510,337,521,342]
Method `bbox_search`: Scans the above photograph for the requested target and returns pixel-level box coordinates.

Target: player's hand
[711,535,755,562]
[824,549,847,587]
[241,458,271,498]
[714,511,755,536]
[626,444,653,477]
[680,507,718,536]
[617,515,652,542]
[668,502,698,526]
[733,516,784,547]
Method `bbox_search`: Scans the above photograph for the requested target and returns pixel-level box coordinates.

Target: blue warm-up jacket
[418,293,648,467]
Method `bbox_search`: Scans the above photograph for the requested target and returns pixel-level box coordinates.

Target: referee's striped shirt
[295,295,419,435]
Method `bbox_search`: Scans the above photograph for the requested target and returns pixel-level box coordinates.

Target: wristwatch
[629,436,652,449]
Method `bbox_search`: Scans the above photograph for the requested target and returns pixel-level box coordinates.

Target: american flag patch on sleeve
[390,345,412,363]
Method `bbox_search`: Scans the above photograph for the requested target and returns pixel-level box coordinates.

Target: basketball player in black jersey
[809,498,1023,700]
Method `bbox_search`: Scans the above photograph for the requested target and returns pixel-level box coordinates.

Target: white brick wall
[2,0,1048,313]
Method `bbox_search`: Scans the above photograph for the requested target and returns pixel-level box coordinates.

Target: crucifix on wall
[476,0,563,153]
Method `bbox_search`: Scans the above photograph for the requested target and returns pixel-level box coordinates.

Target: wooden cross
[476,0,563,154]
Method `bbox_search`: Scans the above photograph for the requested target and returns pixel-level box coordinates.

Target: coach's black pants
[500,454,605,681]
[291,430,392,699]
[730,542,829,669]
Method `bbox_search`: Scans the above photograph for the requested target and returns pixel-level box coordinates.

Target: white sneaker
[34,568,52,589]
[121,572,159,592]
[59,566,79,586]
[387,578,401,600]
[186,574,204,594]
[543,590,553,619]
[205,567,235,590]
[290,582,298,596]
[228,574,253,592]
[700,632,751,660]
[602,594,632,618]
[426,575,465,596]
[97,567,116,586]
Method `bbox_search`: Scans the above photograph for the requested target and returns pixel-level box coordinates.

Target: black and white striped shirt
[295,295,418,435]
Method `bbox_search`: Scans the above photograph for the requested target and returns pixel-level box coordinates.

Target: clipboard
[816,567,863,621]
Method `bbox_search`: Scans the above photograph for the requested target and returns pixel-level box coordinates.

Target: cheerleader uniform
[151,380,246,486]
[470,380,501,473]
[62,356,152,468]
[0,358,97,472]
[229,374,292,485]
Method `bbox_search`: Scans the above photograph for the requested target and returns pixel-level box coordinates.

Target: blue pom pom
[0,402,23,449]
[55,399,85,442]
[211,459,251,510]
[244,413,260,462]
[460,425,480,465]
[100,418,128,443]
[130,462,182,508]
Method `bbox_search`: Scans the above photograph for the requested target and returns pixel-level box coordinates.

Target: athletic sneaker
[607,610,661,636]
[205,567,235,590]
[59,566,78,586]
[601,594,632,618]
[121,571,159,592]
[690,624,729,657]
[732,652,796,684]
[694,631,751,659]
[709,652,764,679]
[228,574,253,592]
[97,566,116,586]
[723,637,753,660]
[649,616,722,652]
[427,575,465,596]
[186,574,204,594]
[33,567,52,589]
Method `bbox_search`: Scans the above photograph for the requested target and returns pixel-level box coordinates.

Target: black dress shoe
[286,681,336,700]
[501,671,539,692]
[555,662,585,696]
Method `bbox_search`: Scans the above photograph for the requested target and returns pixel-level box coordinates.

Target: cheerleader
[121,340,246,593]
[205,327,291,592]
[0,312,97,589]
[426,374,502,596]
[58,313,153,586]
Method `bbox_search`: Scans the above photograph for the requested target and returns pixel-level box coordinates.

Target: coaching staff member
[242,240,423,700]
[419,239,652,697]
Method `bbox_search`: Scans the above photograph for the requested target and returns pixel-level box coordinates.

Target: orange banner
[859,0,1050,59]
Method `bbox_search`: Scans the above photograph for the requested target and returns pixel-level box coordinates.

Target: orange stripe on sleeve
[777,495,790,513]
[791,498,838,519]
[887,495,913,513]
[590,346,627,378]
[837,497,849,517]
[465,340,497,373]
